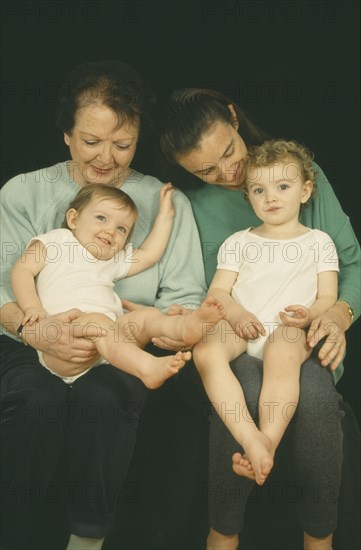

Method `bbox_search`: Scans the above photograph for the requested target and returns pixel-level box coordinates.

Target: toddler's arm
[127,183,175,276]
[208,269,265,340]
[279,271,338,329]
[11,240,48,326]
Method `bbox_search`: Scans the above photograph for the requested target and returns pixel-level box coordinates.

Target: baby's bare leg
[65,312,191,389]
[125,298,225,347]
[259,325,311,453]
[194,320,273,485]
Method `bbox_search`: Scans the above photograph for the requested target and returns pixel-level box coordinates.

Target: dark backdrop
[1,0,359,417]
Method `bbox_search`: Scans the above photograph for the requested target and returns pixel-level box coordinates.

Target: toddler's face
[246,160,313,225]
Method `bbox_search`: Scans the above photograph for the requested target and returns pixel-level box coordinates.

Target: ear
[64,133,70,146]
[300,180,313,204]
[66,208,78,229]
[227,104,239,130]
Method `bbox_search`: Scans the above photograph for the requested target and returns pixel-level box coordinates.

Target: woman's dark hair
[160,88,267,164]
[158,88,269,190]
[56,60,155,138]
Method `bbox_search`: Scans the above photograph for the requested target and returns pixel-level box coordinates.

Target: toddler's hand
[279,304,310,328]
[228,308,265,340]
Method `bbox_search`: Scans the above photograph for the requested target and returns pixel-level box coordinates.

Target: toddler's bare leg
[194,320,272,485]
[259,325,311,454]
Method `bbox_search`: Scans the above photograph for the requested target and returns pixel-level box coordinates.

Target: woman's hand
[22,308,106,363]
[307,302,351,371]
[152,304,193,351]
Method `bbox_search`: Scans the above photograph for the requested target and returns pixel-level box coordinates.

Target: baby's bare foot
[142,351,191,390]
[182,298,224,345]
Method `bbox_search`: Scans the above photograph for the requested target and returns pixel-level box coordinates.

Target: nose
[220,160,238,183]
[265,191,277,203]
[98,143,113,164]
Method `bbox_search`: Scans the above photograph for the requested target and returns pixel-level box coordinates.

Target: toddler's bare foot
[232,453,256,481]
[142,351,191,390]
[232,431,273,485]
[182,297,225,345]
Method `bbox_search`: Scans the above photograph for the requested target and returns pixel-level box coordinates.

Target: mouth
[267,207,281,213]
[97,236,113,246]
[91,165,114,176]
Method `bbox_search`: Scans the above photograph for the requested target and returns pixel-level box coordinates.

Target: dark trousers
[208,354,345,539]
[0,335,147,547]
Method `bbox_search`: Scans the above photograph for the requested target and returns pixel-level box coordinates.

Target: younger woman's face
[175,120,247,190]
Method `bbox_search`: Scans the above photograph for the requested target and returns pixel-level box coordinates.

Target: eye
[96,215,106,222]
[203,166,216,176]
[115,144,131,150]
[279,183,289,191]
[253,188,263,195]
[83,140,99,146]
[224,147,234,158]
[117,226,127,234]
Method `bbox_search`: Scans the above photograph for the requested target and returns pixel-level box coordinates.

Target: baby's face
[67,196,136,260]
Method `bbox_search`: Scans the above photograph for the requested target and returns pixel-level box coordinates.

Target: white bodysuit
[29,228,133,382]
[217,227,339,359]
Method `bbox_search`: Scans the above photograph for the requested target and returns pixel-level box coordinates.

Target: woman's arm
[301,165,361,370]
[153,189,207,310]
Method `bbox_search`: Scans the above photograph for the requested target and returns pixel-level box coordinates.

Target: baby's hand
[158,183,175,219]
[279,304,309,328]
[22,307,48,327]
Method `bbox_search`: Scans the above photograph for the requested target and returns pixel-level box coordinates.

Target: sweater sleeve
[0,174,38,309]
[154,189,207,311]
[305,164,361,322]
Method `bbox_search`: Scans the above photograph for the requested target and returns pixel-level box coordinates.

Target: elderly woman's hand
[22,309,105,364]
[307,302,352,371]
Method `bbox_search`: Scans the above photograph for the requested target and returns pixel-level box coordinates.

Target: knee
[297,358,343,422]
[193,342,209,370]
[71,366,147,420]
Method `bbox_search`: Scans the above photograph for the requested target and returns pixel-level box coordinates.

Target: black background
[1,0,359,417]
[1,2,360,548]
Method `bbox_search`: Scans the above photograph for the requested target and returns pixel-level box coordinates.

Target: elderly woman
[158,88,360,550]
[0,63,206,549]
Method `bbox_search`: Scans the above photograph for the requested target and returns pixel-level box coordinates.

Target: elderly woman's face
[64,104,140,187]
[176,121,247,189]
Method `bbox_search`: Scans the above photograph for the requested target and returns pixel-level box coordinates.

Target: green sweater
[186,163,361,382]
[1,162,207,334]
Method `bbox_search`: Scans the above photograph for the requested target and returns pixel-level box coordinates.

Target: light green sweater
[1,162,207,335]
[186,163,361,382]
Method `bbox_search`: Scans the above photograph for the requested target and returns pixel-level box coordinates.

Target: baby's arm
[208,269,266,340]
[279,271,338,328]
[127,183,175,276]
[11,240,48,325]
